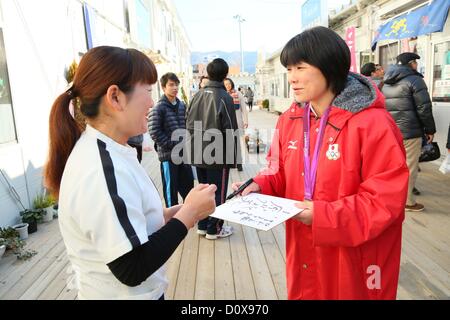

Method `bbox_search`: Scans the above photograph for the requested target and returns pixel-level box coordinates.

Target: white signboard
[211,193,302,231]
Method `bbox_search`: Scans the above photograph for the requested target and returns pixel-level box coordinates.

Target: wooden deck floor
[0,109,449,300]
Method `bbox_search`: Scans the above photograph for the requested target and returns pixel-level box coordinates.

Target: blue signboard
[372,0,450,51]
[301,0,328,31]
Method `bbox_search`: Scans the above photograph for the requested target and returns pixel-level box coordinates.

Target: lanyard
[303,103,331,201]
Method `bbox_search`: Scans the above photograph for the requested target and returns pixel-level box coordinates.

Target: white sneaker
[205,225,233,240]
[197,229,207,236]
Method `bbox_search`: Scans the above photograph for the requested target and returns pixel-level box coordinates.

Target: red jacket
[254,73,408,300]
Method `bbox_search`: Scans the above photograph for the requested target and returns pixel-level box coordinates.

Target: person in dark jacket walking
[149,72,194,208]
[186,58,239,240]
[382,52,436,212]
[361,62,384,90]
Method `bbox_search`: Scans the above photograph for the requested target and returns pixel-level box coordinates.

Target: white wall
[430,17,450,158]
[149,0,192,100]
[0,0,86,227]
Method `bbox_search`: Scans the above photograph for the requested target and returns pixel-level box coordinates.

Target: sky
[172,0,351,54]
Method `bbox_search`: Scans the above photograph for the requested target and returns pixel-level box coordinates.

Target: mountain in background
[191,51,258,74]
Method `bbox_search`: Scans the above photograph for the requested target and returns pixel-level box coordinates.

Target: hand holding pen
[228,178,261,200]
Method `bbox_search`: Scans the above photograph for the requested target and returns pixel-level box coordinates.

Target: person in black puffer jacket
[149,72,194,208]
[382,52,436,212]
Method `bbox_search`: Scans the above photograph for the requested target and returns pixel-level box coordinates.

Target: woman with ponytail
[45,46,217,300]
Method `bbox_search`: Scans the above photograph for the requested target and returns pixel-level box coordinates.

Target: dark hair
[44,46,158,197]
[361,62,376,77]
[207,58,229,82]
[280,26,350,95]
[224,77,235,90]
[160,72,180,88]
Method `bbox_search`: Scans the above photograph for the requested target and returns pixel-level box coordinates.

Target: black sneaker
[412,187,421,196]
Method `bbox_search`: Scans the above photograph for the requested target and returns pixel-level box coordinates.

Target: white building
[0,0,191,227]
[144,0,192,100]
[255,49,291,113]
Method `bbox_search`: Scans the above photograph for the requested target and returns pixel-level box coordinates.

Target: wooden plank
[194,235,215,300]
[56,282,78,300]
[403,220,450,273]
[0,233,65,299]
[401,235,450,297]
[242,226,278,299]
[19,251,69,300]
[214,226,235,300]
[1,241,67,299]
[258,229,287,300]
[271,224,286,262]
[228,222,256,300]
[165,239,184,300]
[173,228,199,300]
[37,260,72,300]
[0,220,60,284]
[397,283,416,300]
[399,258,447,300]
[406,211,450,245]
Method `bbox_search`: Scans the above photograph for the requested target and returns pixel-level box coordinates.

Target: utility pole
[233,15,245,74]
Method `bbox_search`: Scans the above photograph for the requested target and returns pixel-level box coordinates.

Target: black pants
[247,101,253,111]
[196,167,229,235]
[128,143,143,163]
[160,161,194,207]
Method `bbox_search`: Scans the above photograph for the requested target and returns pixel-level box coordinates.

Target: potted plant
[20,209,43,234]
[33,193,56,222]
[12,223,29,240]
[0,238,5,260]
[262,99,270,111]
[0,227,37,260]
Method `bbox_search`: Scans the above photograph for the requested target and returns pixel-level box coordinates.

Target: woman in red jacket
[232,27,409,299]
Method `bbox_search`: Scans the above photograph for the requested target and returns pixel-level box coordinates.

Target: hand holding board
[210,193,303,231]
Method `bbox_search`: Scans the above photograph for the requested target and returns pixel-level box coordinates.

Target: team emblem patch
[326,144,340,160]
[288,140,298,150]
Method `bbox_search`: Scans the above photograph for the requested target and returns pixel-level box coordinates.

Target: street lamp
[233,14,246,74]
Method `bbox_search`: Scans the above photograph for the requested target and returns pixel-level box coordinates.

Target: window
[359,51,372,70]
[0,28,17,144]
[432,41,450,103]
[379,42,398,70]
[283,73,289,98]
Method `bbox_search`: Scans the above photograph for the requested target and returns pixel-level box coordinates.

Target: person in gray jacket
[186,58,238,240]
[382,52,436,212]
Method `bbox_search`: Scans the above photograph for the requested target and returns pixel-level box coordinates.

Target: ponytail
[44,92,82,197]
[44,46,158,197]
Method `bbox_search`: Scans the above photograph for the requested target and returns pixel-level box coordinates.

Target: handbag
[419,142,441,162]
